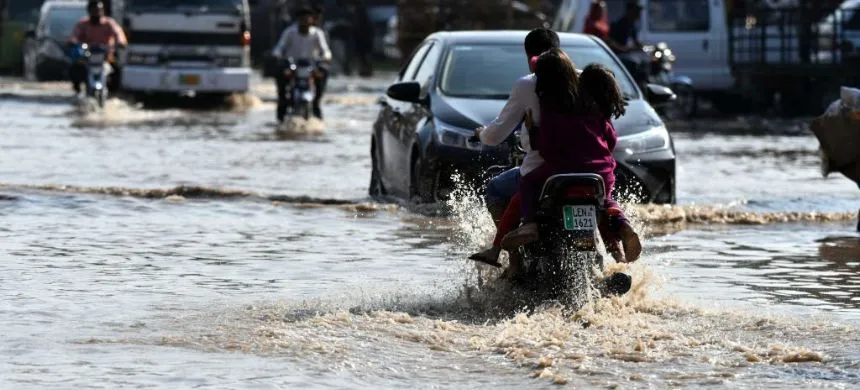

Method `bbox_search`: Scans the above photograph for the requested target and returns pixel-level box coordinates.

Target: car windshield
[47,7,86,40]
[439,44,638,99]
[127,0,242,10]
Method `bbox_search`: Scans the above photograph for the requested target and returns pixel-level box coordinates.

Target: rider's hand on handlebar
[474,126,485,140]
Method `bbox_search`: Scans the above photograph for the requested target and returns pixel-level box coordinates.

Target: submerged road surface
[0,75,858,389]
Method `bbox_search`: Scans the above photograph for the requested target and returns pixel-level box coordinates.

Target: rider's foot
[312,105,323,120]
[606,240,625,262]
[501,222,539,251]
[619,222,642,262]
[469,246,502,267]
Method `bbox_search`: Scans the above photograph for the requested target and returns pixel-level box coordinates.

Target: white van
[117,0,253,97]
[554,0,734,94]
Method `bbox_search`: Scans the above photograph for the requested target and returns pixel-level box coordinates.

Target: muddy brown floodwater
[0,75,858,389]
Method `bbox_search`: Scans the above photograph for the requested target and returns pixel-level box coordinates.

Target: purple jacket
[535,110,617,175]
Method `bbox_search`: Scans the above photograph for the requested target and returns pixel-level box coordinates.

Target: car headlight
[617,125,670,155]
[436,123,482,151]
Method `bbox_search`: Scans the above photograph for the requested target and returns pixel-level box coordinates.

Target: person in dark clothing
[353,0,374,77]
[608,0,647,85]
[608,0,643,52]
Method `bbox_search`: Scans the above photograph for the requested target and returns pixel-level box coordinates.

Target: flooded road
[1,75,858,389]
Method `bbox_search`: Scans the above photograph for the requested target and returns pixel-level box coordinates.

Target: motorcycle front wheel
[668,84,697,119]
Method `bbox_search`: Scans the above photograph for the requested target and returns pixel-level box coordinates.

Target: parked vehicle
[369,31,677,205]
[557,0,852,115]
[555,0,731,106]
[728,1,860,114]
[22,0,87,81]
[0,0,46,73]
[72,43,112,107]
[817,0,860,62]
[116,0,253,99]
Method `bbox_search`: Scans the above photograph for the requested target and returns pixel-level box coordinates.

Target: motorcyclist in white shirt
[271,7,333,121]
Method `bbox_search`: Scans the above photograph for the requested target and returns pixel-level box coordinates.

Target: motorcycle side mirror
[646,83,676,107]
[386,81,425,104]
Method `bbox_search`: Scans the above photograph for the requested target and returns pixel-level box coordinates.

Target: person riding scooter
[271,7,333,122]
[68,0,127,96]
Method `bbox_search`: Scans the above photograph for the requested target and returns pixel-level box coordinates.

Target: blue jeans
[486,167,521,211]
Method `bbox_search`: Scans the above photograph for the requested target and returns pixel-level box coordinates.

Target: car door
[379,41,432,193]
[640,0,728,90]
[398,40,443,191]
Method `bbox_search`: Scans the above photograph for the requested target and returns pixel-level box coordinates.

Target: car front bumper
[121,65,251,93]
[428,143,676,204]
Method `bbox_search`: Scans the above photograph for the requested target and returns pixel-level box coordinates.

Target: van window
[648,0,710,32]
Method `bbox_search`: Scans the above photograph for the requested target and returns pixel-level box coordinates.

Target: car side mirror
[646,83,676,107]
[386,81,423,104]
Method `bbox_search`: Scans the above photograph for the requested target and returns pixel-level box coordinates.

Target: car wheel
[369,142,386,197]
[410,156,435,203]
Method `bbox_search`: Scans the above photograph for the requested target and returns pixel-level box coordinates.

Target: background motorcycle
[71,43,112,108]
[620,42,696,119]
[278,58,322,121]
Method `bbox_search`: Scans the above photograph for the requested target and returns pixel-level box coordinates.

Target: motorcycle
[72,44,112,108]
[482,134,633,306]
[621,42,696,119]
[278,57,323,121]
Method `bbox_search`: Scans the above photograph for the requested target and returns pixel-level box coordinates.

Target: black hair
[524,28,560,58]
[579,63,626,120]
[88,0,103,8]
[534,48,582,115]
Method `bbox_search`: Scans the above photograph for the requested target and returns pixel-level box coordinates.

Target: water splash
[275,117,326,141]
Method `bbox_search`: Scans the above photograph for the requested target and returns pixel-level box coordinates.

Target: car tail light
[565,185,598,198]
[241,31,251,46]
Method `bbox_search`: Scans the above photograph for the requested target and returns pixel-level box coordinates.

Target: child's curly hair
[579,63,626,120]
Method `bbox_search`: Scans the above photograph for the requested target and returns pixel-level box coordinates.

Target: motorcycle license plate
[179,74,201,86]
[89,53,105,64]
[562,205,596,231]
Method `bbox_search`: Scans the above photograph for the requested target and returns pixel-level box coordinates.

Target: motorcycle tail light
[565,185,598,198]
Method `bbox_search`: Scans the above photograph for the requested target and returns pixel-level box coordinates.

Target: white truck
[117,0,253,98]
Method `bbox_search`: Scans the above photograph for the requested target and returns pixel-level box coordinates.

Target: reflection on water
[0,76,858,388]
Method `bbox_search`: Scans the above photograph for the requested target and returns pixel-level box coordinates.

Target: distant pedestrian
[583,0,609,42]
[353,0,374,77]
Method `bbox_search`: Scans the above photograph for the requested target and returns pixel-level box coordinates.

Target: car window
[45,7,87,40]
[439,44,637,99]
[411,42,442,87]
[647,0,710,32]
[399,42,432,81]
